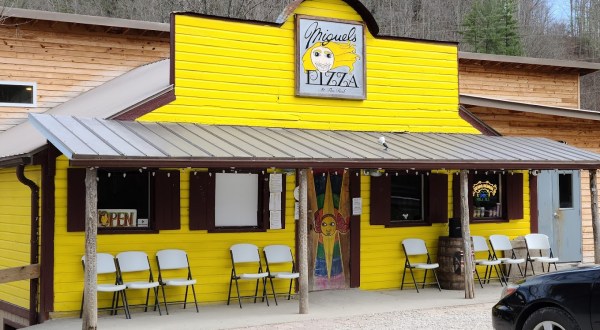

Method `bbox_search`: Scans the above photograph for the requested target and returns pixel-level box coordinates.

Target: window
[452,172,523,222]
[189,170,286,232]
[0,81,36,107]
[215,173,259,227]
[471,173,503,220]
[559,173,573,208]
[67,168,180,232]
[370,172,448,227]
[391,174,424,223]
[97,169,149,229]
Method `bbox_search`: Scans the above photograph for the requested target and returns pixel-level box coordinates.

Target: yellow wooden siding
[139,0,477,134]
[52,157,297,314]
[0,20,170,132]
[359,172,530,290]
[0,166,41,309]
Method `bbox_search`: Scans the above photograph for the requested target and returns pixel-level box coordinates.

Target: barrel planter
[437,236,466,290]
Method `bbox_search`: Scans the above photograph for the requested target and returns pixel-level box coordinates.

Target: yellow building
[2,0,600,326]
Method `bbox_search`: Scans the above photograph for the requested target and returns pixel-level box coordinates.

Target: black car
[492,265,600,330]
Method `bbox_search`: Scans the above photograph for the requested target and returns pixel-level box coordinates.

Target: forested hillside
[2,0,599,110]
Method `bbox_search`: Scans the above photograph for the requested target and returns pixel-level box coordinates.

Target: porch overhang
[28,114,600,170]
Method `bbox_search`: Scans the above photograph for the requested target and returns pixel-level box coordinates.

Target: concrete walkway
[25,284,504,329]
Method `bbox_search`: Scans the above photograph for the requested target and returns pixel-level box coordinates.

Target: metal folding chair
[156,249,199,313]
[524,233,559,276]
[80,253,130,319]
[115,251,164,315]
[489,234,525,282]
[227,243,270,308]
[401,238,441,292]
[472,235,504,287]
[263,245,300,305]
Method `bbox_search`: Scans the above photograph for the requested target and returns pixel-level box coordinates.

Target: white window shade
[215,173,258,227]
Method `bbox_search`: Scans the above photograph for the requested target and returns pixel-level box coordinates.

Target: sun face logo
[310,45,334,73]
[302,41,359,73]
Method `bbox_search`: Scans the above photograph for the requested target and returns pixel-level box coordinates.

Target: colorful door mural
[307,170,351,291]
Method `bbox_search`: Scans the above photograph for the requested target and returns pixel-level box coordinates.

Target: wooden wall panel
[0,20,170,132]
[459,63,580,108]
[469,106,599,262]
[0,166,41,309]
[141,1,478,134]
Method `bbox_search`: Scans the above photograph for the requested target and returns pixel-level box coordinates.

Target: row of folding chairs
[80,249,198,319]
[400,233,559,292]
[227,243,300,309]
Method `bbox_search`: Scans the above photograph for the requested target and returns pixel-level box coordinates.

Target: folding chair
[80,253,130,319]
[524,233,559,276]
[472,236,504,287]
[489,234,525,282]
[227,243,270,308]
[156,249,199,313]
[263,245,300,305]
[401,238,441,292]
[115,251,164,315]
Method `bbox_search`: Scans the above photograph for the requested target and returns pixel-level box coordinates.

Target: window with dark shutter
[452,172,522,223]
[370,172,448,227]
[189,170,281,232]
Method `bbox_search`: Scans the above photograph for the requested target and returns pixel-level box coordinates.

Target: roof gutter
[67,157,600,171]
[16,164,40,326]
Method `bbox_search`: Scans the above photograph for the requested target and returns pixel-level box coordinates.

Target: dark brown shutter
[427,173,448,223]
[189,171,213,230]
[370,175,390,225]
[67,168,86,232]
[153,170,180,230]
[506,173,524,220]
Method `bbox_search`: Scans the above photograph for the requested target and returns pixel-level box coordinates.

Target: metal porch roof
[29,114,600,170]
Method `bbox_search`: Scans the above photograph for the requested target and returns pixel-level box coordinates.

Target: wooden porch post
[83,168,98,330]
[460,170,475,299]
[590,170,600,264]
[298,169,309,314]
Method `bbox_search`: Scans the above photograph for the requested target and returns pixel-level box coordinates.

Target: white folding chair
[227,243,270,308]
[489,234,525,282]
[156,249,199,314]
[401,238,441,292]
[472,236,504,287]
[80,253,130,319]
[524,233,559,276]
[263,245,300,305]
[115,251,164,315]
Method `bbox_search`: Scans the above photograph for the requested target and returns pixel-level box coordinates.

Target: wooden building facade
[459,52,600,263]
[2,0,600,327]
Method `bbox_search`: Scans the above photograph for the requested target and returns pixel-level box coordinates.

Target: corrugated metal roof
[29,114,600,170]
[0,59,170,162]
[461,94,600,121]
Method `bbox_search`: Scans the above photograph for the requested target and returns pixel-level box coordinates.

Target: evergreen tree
[462,0,522,56]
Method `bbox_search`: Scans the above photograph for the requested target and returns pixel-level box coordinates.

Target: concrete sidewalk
[25,284,504,329]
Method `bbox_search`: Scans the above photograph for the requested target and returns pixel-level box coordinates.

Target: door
[307,169,351,291]
[537,170,582,262]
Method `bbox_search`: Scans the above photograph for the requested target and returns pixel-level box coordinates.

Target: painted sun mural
[308,170,351,290]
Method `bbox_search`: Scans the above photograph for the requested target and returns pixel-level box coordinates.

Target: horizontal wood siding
[140,0,477,134]
[0,166,41,309]
[359,171,530,290]
[52,158,297,314]
[0,20,170,131]
[468,107,600,263]
[459,63,579,108]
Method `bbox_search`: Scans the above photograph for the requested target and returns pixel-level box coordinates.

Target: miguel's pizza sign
[295,16,365,99]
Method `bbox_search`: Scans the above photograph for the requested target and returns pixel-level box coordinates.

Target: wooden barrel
[437,236,465,290]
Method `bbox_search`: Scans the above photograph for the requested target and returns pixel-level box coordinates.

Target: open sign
[98,209,137,227]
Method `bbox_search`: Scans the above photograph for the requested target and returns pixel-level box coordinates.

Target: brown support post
[298,169,309,314]
[590,170,600,264]
[460,170,475,299]
[83,168,98,330]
